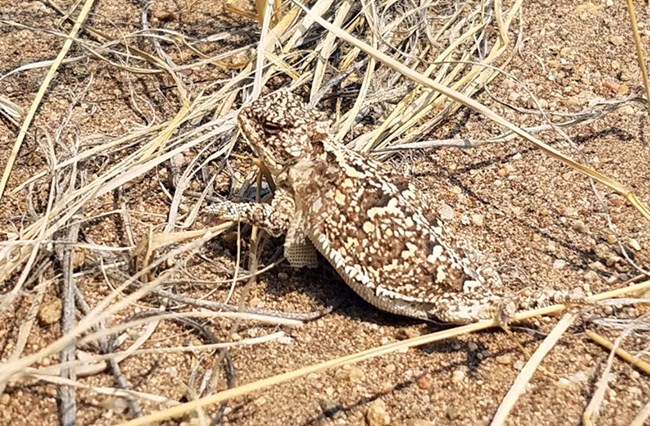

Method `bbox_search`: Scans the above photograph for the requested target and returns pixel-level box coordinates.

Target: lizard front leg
[207,188,295,237]
[207,188,318,268]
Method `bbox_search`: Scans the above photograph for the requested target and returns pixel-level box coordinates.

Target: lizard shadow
[260,250,544,346]
[261,259,406,324]
[260,255,446,327]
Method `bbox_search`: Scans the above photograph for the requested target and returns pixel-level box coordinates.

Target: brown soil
[1,1,649,425]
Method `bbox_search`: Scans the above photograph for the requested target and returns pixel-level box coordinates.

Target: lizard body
[209,90,573,324]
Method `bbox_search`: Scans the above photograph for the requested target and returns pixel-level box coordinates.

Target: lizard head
[237,90,331,175]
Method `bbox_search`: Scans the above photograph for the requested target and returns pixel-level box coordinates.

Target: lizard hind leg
[206,188,297,237]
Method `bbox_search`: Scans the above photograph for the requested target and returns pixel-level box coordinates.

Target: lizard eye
[262,121,283,135]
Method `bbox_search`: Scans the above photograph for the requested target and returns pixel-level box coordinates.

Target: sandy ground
[1,0,649,425]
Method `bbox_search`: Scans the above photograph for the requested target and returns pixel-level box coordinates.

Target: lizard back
[238,90,497,321]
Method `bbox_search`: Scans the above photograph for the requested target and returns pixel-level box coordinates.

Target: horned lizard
[208,90,578,324]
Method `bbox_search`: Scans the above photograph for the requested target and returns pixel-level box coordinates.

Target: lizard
[207,90,583,324]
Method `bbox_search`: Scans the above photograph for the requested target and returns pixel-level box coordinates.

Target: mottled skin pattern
[208,91,576,324]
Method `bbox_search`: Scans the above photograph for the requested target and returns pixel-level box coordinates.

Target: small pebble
[349,367,364,383]
[619,105,635,115]
[609,35,625,46]
[471,214,484,227]
[553,259,567,269]
[603,79,621,94]
[563,207,577,217]
[588,261,606,271]
[72,249,86,270]
[152,9,177,22]
[416,373,434,390]
[277,272,289,280]
[106,397,128,414]
[277,335,294,345]
[451,369,465,384]
[385,364,396,374]
[396,328,421,340]
[571,220,589,233]
[319,398,343,418]
[446,407,461,420]
[498,164,515,177]
[334,369,348,382]
[335,366,364,383]
[366,399,390,426]
[467,342,479,351]
[562,171,574,181]
[629,239,641,251]
[171,152,186,168]
[0,394,10,405]
[38,299,62,325]
[496,354,513,365]
[381,382,395,393]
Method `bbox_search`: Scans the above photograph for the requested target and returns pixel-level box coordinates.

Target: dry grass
[0,0,649,424]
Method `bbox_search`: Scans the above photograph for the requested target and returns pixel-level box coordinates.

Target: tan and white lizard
[208,90,579,324]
